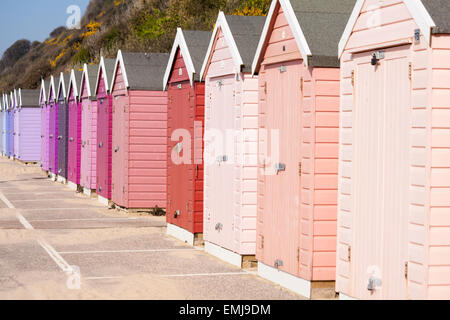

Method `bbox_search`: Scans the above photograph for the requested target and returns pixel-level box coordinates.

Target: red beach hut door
[112,95,126,207]
[260,61,302,276]
[167,83,192,229]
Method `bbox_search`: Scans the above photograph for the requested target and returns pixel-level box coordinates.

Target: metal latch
[99,142,103,148]
[174,210,180,219]
[174,142,182,154]
[216,155,228,163]
[274,259,284,268]
[274,163,286,174]
[57,136,62,140]
[367,276,382,292]
[114,146,119,153]
[280,66,287,73]
[69,137,74,142]
[215,223,223,232]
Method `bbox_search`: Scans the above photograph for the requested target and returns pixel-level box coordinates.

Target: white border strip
[258,262,311,299]
[167,223,195,246]
[204,241,242,268]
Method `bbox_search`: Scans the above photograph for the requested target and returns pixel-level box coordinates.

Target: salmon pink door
[167,82,192,228]
[350,47,410,300]
[97,96,112,199]
[111,95,126,207]
[204,75,235,248]
[68,98,81,184]
[258,61,302,276]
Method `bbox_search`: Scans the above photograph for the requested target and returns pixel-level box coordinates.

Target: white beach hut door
[352,46,411,300]
[205,75,235,249]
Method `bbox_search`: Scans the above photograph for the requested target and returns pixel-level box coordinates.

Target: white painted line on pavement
[84,276,124,280]
[11,198,80,202]
[29,218,139,222]
[159,272,249,278]
[21,208,103,211]
[59,248,202,255]
[0,191,76,276]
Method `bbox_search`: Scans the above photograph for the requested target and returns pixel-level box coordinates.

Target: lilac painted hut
[15,89,41,162]
[48,76,60,180]
[39,79,50,171]
[9,91,15,158]
[1,94,6,156]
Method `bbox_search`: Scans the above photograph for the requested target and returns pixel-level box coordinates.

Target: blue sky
[0,0,90,57]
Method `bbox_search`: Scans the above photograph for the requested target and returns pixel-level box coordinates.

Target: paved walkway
[0,156,303,300]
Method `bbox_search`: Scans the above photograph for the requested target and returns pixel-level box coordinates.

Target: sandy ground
[0,156,306,300]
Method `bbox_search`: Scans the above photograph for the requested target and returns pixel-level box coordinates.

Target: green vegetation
[0,0,270,91]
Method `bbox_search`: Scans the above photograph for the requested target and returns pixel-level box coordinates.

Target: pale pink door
[204,75,235,249]
[259,61,302,275]
[351,46,410,300]
[80,99,91,188]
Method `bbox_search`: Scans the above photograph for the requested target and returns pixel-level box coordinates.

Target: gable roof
[339,0,444,57]
[200,12,266,80]
[39,79,49,104]
[67,69,83,99]
[253,0,356,73]
[95,56,116,95]
[111,50,170,91]
[48,75,59,102]
[80,63,99,98]
[163,28,212,89]
[18,89,40,107]
[12,90,18,109]
[57,72,71,100]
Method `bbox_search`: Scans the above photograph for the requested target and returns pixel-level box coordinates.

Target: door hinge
[409,63,412,80]
[124,104,127,113]
[297,247,300,262]
[123,186,126,195]
[264,82,267,95]
[300,77,303,92]
[299,162,302,177]
[405,262,408,279]
[348,246,352,262]
[351,70,355,86]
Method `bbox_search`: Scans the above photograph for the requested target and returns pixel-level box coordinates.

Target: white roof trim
[13,89,18,109]
[39,79,47,104]
[48,75,58,102]
[163,28,197,90]
[110,50,130,92]
[79,64,92,98]
[200,12,245,81]
[95,56,111,95]
[18,89,22,107]
[252,0,312,74]
[338,0,436,57]
[67,69,79,99]
[57,72,67,100]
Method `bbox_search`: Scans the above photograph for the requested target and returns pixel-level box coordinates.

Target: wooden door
[351,46,410,300]
[259,61,302,276]
[58,101,68,178]
[111,95,126,207]
[97,96,111,199]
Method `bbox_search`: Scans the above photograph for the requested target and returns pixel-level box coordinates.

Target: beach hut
[94,57,115,205]
[48,76,60,179]
[251,0,355,298]
[15,89,41,162]
[5,94,10,158]
[163,29,211,245]
[110,51,169,211]
[0,94,5,156]
[200,13,265,267]
[336,0,450,300]
[39,79,50,171]
[79,63,99,196]
[13,89,19,159]
[56,73,70,183]
[67,70,83,190]
[9,92,15,159]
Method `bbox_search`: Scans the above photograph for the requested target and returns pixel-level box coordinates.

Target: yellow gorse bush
[82,21,102,39]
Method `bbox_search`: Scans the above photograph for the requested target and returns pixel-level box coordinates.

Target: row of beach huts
[1,0,450,300]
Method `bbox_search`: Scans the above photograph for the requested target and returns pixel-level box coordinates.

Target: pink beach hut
[16,89,41,162]
[251,0,355,298]
[13,89,19,159]
[66,69,83,190]
[336,0,450,300]
[48,75,59,179]
[94,57,115,206]
[79,63,99,196]
[200,13,265,268]
[110,51,169,211]
[39,79,50,172]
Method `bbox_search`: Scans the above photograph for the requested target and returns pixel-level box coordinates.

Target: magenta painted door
[49,102,58,174]
[204,75,235,248]
[259,61,302,276]
[68,97,81,185]
[350,47,410,300]
[40,105,45,167]
[111,95,126,207]
[96,95,112,199]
